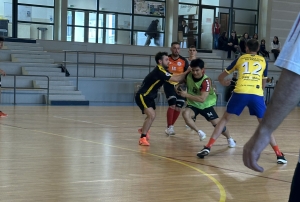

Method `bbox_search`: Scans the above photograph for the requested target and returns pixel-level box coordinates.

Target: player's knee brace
[213,125,226,133]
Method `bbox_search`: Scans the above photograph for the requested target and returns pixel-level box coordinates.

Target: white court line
[53,116,117,128]
[235,145,299,156]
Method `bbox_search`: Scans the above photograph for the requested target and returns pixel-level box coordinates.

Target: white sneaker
[227,138,236,148]
[198,130,206,141]
[165,125,175,135]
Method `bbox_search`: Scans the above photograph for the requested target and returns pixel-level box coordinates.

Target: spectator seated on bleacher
[259,39,270,59]
[271,36,281,60]
[227,30,241,59]
[218,31,231,59]
[239,32,250,54]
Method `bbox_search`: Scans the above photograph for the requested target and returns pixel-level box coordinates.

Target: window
[18,0,54,6]
[233,0,258,10]
[233,10,257,24]
[99,0,132,13]
[68,0,97,10]
[202,0,231,7]
[179,0,199,4]
[17,1,54,40]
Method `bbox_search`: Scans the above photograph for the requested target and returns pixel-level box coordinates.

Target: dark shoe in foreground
[277,152,287,164]
[197,147,210,158]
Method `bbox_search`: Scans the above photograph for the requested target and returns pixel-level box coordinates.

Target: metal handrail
[3,74,50,105]
[61,50,227,91]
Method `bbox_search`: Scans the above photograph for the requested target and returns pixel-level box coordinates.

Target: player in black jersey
[135,52,190,146]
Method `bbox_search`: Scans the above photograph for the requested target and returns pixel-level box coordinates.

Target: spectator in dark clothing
[259,39,270,59]
[239,33,250,54]
[181,20,189,37]
[252,33,258,40]
[144,19,160,46]
[227,31,241,58]
[218,31,228,50]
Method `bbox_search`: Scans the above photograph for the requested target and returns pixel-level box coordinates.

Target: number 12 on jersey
[242,62,262,75]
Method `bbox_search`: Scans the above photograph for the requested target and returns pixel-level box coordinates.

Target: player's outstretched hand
[243,138,265,172]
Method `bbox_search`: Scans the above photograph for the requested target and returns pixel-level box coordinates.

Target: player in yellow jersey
[197,39,287,164]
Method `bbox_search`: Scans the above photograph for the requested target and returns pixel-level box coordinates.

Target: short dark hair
[171,41,180,47]
[190,58,204,69]
[0,37,4,42]
[155,52,168,64]
[189,45,196,49]
[246,39,259,52]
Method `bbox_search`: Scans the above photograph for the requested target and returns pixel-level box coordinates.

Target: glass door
[200,7,215,49]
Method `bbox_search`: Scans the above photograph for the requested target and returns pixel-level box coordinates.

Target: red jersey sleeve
[200,78,211,92]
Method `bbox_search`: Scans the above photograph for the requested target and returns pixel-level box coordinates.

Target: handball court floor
[0,105,298,202]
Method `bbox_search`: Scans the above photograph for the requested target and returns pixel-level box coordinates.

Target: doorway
[199,6,215,50]
[220,13,229,35]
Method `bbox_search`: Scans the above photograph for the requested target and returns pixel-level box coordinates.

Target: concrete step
[0,62,58,68]
[4,42,41,47]
[49,100,89,106]
[4,45,44,51]
[48,90,82,95]
[48,76,71,81]
[23,70,66,77]
[0,50,49,61]
[48,94,86,101]
[22,67,62,73]
[12,58,54,63]
[34,80,73,86]
[12,53,51,59]
[38,85,76,90]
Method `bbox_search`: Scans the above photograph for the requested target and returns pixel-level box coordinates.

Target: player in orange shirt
[164,42,189,135]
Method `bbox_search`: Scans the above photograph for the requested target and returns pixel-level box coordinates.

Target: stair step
[12,58,54,63]
[23,71,66,77]
[4,45,43,51]
[12,53,51,59]
[34,80,73,86]
[48,90,82,94]
[22,67,62,72]
[37,85,76,90]
[48,94,86,100]
[50,100,89,106]
[4,42,41,47]
[48,76,71,81]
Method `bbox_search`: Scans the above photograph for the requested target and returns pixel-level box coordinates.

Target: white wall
[269,0,300,48]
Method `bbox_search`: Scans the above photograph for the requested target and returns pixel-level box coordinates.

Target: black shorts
[163,82,186,107]
[135,93,156,114]
[289,162,300,202]
[186,105,219,121]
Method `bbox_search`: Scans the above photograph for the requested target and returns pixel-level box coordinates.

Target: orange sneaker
[138,128,150,140]
[139,137,150,146]
[0,111,7,117]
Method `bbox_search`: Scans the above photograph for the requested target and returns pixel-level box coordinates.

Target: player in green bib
[177,58,236,147]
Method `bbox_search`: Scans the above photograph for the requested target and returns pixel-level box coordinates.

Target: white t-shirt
[275,12,300,74]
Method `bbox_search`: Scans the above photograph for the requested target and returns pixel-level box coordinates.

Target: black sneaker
[197,147,210,158]
[277,152,287,164]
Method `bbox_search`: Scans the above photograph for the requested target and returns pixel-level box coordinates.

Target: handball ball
[177,84,187,91]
